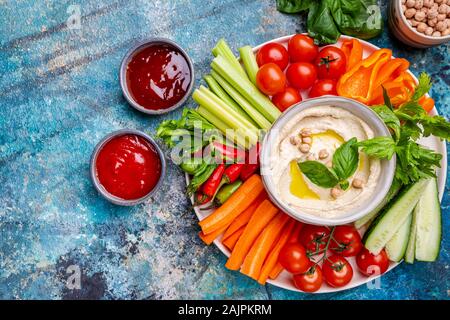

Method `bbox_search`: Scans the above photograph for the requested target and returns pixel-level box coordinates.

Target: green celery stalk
[211,70,271,130]
[203,74,256,127]
[211,55,281,123]
[211,38,247,78]
[192,87,259,146]
[196,106,250,149]
[239,46,259,85]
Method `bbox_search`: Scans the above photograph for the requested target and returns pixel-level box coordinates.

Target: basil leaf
[340,180,350,190]
[357,137,396,159]
[276,0,312,13]
[307,1,341,44]
[298,161,339,188]
[332,137,359,180]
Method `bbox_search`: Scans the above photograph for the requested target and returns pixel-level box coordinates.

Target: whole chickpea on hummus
[267,106,382,217]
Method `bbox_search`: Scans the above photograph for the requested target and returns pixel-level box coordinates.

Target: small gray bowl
[260,96,396,226]
[119,38,195,115]
[90,129,166,206]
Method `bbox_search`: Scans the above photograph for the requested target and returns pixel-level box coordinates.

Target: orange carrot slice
[269,263,283,280]
[241,213,291,280]
[258,220,296,284]
[222,226,245,251]
[222,192,267,241]
[225,199,279,271]
[199,174,264,235]
[199,224,228,245]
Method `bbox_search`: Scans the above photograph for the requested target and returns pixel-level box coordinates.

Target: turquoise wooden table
[0,0,449,300]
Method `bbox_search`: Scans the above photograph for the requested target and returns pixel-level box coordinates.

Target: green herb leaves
[298,138,359,189]
[356,137,397,160]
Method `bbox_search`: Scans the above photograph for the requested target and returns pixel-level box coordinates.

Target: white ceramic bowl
[259,96,396,226]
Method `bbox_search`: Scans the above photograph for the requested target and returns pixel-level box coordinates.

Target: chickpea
[428,17,438,26]
[330,187,342,199]
[428,8,438,18]
[302,136,312,145]
[415,10,427,20]
[435,0,443,4]
[439,4,448,14]
[442,28,450,35]
[432,30,442,35]
[415,0,424,9]
[438,13,447,19]
[402,4,407,11]
[290,136,301,146]
[318,149,329,160]
[299,144,310,153]
[436,20,447,30]
[402,0,406,3]
[417,22,428,32]
[301,128,311,137]
[405,7,417,18]
[421,7,429,13]
[406,0,416,7]
[424,0,434,8]
[412,18,421,26]
[432,3,439,10]
[425,26,434,34]
[352,178,364,189]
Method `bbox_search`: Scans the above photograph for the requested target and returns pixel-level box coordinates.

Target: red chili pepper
[195,192,211,205]
[223,163,244,183]
[240,163,259,181]
[212,141,245,163]
[202,164,226,197]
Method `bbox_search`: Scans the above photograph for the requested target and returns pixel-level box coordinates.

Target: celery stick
[197,106,249,149]
[239,46,259,85]
[192,87,259,146]
[211,70,271,130]
[203,74,256,127]
[211,55,281,123]
[211,38,246,78]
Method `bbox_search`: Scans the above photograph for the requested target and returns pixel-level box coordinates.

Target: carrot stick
[225,199,279,271]
[241,213,291,280]
[222,192,267,240]
[199,174,264,235]
[222,226,245,251]
[258,220,296,284]
[268,222,304,280]
[199,224,228,245]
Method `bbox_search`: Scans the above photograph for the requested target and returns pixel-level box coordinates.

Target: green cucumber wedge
[415,178,441,262]
[385,213,412,262]
[363,179,428,255]
[404,203,419,264]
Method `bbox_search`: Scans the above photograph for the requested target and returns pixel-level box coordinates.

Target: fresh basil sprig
[298,138,359,190]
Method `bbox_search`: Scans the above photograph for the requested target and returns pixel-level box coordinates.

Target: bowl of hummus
[260,96,396,226]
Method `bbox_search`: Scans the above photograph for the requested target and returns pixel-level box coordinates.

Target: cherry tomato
[278,243,310,274]
[308,79,337,98]
[293,263,323,292]
[286,62,317,90]
[256,63,286,96]
[315,46,346,80]
[322,255,353,287]
[256,43,289,70]
[272,87,302,112]
[330,225,363,257]
[288,34,319,63]
[299,225,331,255]
[356,248,390,277]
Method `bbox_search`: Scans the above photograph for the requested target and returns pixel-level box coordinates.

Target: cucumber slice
[355,179,402,229]
[386,213,412,262]
[363,179,428,255]
[415,178,441,262]
[404,203,419,264]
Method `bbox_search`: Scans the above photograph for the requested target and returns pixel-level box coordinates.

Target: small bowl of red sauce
[90,129,166,206]
[120,38,194,114]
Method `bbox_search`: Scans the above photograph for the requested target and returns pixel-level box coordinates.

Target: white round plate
[188,35,447,293]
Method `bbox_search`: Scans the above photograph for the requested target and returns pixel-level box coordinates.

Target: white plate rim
[188,34,448,294]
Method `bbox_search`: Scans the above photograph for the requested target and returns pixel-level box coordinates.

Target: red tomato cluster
[255,34,346,112]
[278,223,390,293]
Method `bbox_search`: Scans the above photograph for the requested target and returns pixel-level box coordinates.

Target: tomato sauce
[126,43,191,110]
[96,134,162,200]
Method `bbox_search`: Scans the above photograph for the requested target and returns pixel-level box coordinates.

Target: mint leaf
[357,137,396,159]
[298,161,339,188]
[332,137,359,180]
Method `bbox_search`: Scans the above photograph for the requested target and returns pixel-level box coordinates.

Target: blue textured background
[0,0,448,300]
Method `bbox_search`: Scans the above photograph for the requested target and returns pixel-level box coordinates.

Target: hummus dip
[268,105,381,217]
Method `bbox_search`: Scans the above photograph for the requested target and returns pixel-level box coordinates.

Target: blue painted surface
[0,0,448,300]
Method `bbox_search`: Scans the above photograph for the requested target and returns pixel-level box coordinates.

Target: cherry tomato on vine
[322,255,353,287]
[288,34,319,63]
[272,87,302,112]
[315,46,346,80]
[330,225,363,257]
[286,62,317,90]
[256,63,286,96]
[256,43,289,70]
[308,79,337,98]
[293,263,323,292]
[356,248,390,277]
[299,225,331,255]
[278,243,310,274]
